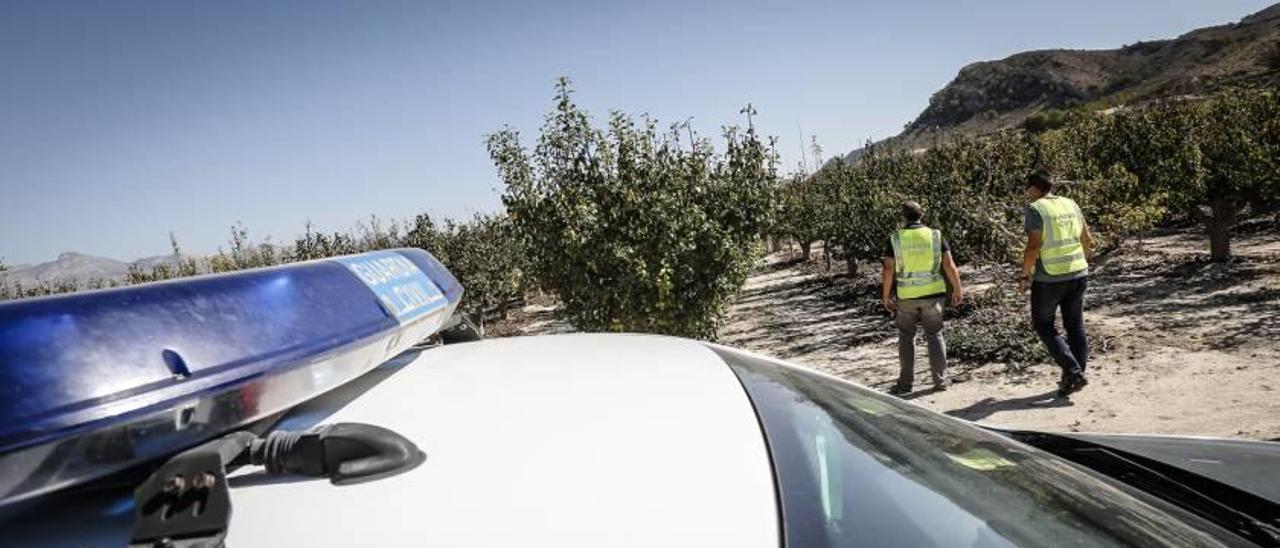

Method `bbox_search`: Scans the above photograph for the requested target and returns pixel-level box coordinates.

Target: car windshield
[714,346,1247,548]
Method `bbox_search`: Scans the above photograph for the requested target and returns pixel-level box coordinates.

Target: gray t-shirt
[1025,205,1088,283]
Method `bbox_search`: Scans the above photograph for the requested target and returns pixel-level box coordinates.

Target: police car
[1,249,1277,547]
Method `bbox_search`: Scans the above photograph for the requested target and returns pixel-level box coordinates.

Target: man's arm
[941,251,963,306]
[1081,221,1095,258]
[881,258,896,314]
[1020,230,1042,293]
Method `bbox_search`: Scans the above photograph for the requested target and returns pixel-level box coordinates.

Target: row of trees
[776,89,1280,270]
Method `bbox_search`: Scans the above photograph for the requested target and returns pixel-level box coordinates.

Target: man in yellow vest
[1019,171,1095,397]
[882,201,964,395]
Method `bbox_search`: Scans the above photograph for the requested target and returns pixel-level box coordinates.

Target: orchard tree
[430,214,526,323]
[1193,90,1280,261]
[775,173,828,260]
[1088,91,1279,261]
[1026,117,1164,252]
[292,221,361,261]
[912,135,1026,263]
[488,78,777,338]
[823,153,903,278]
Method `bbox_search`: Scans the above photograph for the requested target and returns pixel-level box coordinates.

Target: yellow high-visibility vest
[1031,195,1088,276]
[891,227,946,299]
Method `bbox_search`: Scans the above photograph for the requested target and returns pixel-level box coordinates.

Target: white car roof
[227,334,780,548]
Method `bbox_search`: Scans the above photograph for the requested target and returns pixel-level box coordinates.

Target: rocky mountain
[847,3,1280,159]
[1,252,183,288]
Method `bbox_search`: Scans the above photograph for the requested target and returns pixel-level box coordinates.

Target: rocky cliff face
[847,3,1280,160]
[908,50,1132,131]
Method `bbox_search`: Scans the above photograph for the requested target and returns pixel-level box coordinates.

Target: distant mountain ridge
[846,3,1280,160]
[1,251,182,288]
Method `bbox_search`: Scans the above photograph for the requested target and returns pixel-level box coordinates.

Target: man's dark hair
[1026,170,1053,194]
[901,201,924,223]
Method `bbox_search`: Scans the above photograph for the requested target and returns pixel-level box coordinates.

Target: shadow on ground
[1089,251,1280,350]
[943,390,1073,421]
[720,262,895,369]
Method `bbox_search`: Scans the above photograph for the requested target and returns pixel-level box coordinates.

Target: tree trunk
[1208,198,1237,262]
[846,255,859,280]
[801,241,812,261]
[824,241,832,270]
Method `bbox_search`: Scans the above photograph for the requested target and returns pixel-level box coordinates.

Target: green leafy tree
[1085,91,1278,261]
[209,223,283,272]
[1022,109,1069,134]
[1193,90,1280,261]
[822,153,903,277]
[488,78,777,338]
[775,174,828,260]
[293,221,361,261]
[398,213,526,326]
[911,134,1028,263]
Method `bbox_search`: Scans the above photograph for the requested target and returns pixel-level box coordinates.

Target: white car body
[228,334,779,547]
[5,333,1274,547]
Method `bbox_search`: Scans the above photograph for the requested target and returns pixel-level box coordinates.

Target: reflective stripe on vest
[1031,195,1088,276]
[890,227,946,299]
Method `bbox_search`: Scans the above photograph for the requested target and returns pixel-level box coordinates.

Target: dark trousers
[1031,277,1088,376]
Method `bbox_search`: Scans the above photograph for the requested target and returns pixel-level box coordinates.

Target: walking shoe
[888,384,912,396]
[1070,373,1089,394]
[934,380,950,392]
[1055,373,1072,398]
[1056,372,1089,397]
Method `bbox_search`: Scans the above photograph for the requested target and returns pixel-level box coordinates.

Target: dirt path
[721,230,1280,440]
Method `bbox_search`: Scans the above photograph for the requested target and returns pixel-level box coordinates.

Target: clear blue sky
[1,0,1272,265]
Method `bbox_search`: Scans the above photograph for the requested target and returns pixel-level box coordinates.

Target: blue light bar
[0,248,462,508]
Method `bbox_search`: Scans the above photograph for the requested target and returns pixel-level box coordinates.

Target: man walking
[1019,171,1095,397]
[882,201,963,395]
